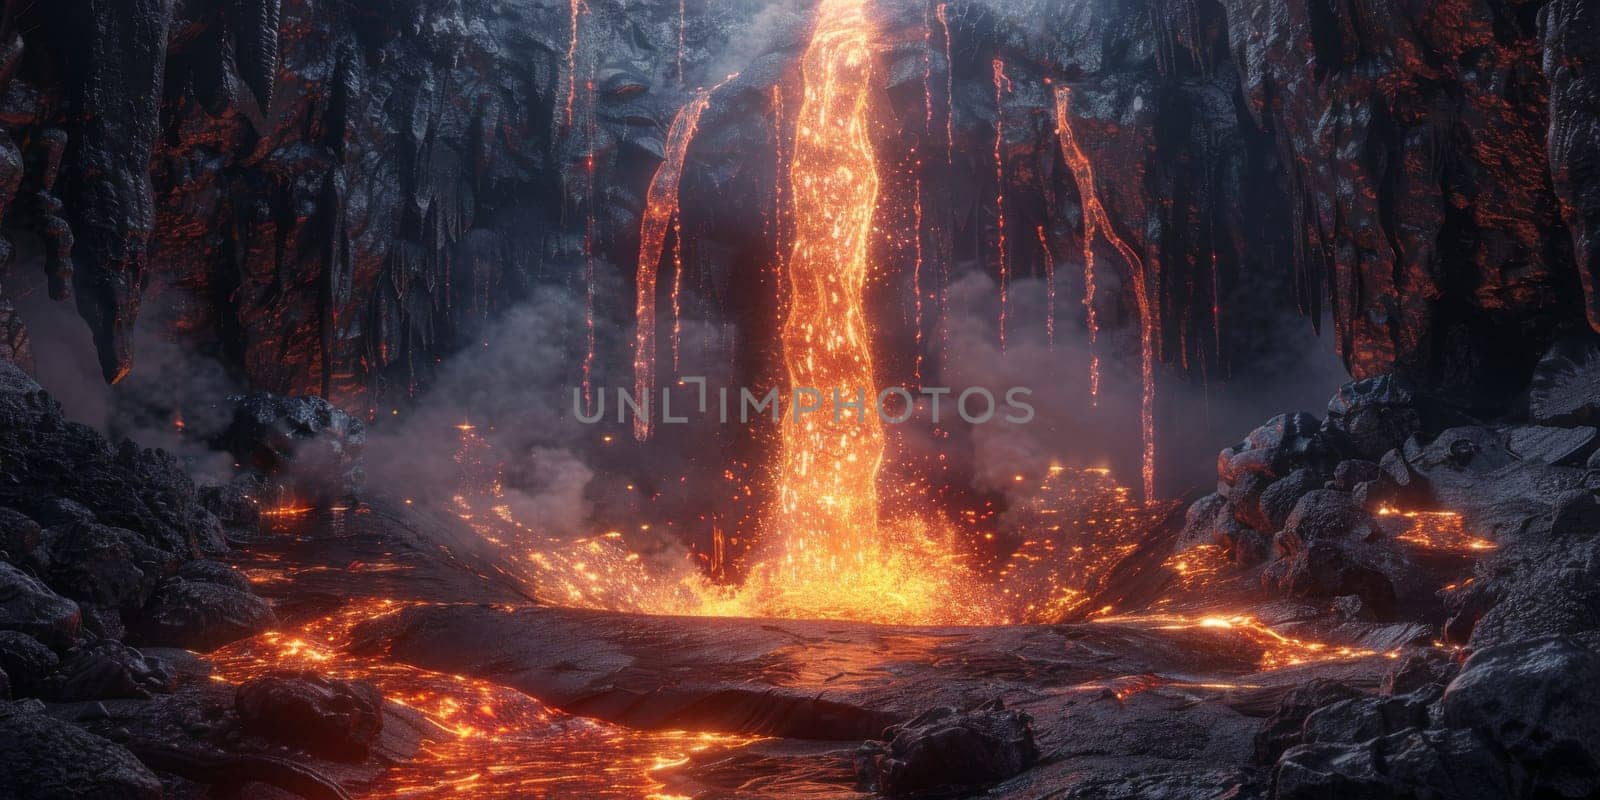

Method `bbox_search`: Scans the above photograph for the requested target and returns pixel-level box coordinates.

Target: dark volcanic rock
[1179,493,1227,546]
[224,392,366,501]
[854,700,1039,798]
[1273,728,1513,800]
[177,558,253,594]
[55,640,174,701]
[1266,491,1410,613]
[134,577,275,652]
[1382,650,1459,697]
[0,630,59,699]
[1300,693,1432,747]
[1254,679,1365,765]
[1440,636,1600,796]
[0,561,80,650]
[1470,562,1600,649]
[0,507,42,567]
[1529,335,1600,426]
[1331,460,1382,492]
[0,361,222,558]
[1218,413,1339,488]
[1259,468,1322,533]
[1505,424,1598,465]
[0,705,163,799]
[1226,472,1273,532]
[235,670,384,761]
[1324,376,1421,461]
[43,521,176,615]
[1402,426,1578,538]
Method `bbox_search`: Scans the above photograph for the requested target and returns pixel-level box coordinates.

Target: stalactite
[228,0,281,113]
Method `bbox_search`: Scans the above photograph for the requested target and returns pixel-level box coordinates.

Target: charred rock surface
[223,392,365,502]
[0,359,419,797]
[854,700,1040,797]
[1183,332,1600,799]
[0,0,1589,412]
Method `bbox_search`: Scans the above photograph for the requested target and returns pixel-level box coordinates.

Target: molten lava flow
[937,3,953,168]
[583,107,598,414]
[1378,507,1497,552]
[635,89,713,440]
[563,0,584,131]
[1038,225,1056,346]
[773,0,886,573]
[1054,85,1156,500]
[1092,612,1399,670]
[992,58,1011,349]
[209,594,756,799]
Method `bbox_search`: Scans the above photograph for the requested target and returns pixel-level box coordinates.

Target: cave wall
[0,0,1593,413]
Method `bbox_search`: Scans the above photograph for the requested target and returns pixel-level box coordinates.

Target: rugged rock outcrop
[854,700,1039,797]
[0,703,164,800]
[0,0,1589,414]
[235,671,385,762]
[223,392,366,501]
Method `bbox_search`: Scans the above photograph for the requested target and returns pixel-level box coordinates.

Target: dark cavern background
[0,0,1598,798]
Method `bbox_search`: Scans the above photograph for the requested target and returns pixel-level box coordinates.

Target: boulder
[1254,679,1364,764]
[0,630,59,699]
[0,705,163,799]
[1440,636,1600,796]
[235,670,384,761]
[224,392,366,502]
[55,640,174,701]
[1382,650,1459,696]
[1528,334,1600,426]
[1232,528,1272,567]
[1217,412,1338,488]
[1273,728,1513,800]
[1179,493,1226,546]
[0,507,41,567]
[1275,490,1375,551]
[1227,472,1273,531]
[1331,460,1381,492]
[177,559,253,594]
[1300,694,1432,746]
[1324,375,1422,461]
[1470,564,1600,649]
[1259,468,1322,533]
[43,521,176,615]
[1263,538,1399,615]
[134,577,275,652]
[854,700,1039,797]
[0,561,80,649]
